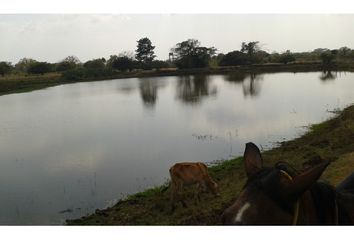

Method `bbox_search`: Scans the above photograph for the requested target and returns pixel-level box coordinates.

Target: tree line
[1,37,354,79]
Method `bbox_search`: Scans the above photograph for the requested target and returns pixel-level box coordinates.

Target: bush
[27,62,53,75]
[219,51,248,66]
[151,60,171,69]
[61,67,86,81]
[61,67,114,81]
[0,62,13,76]
[83,58,106,69]
[109,56,135,72]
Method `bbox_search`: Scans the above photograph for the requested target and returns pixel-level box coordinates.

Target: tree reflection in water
[176,74,217,104]
[319,70,337,81]
[139,78,166,108]
[223,72,263,97]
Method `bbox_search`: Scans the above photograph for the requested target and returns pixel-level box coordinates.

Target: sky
[1,14,354,63]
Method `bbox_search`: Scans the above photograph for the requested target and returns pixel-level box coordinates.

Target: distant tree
[0,62,13,76]
[219,51,248,66]
[61,67,86,81]
[83,58,106,69]
[107,54,135,72]
[320,50,336,66]
[254,50,270,63]
[14,58,37,73]
[27,62,53,75]
[135,37,156,69]
[172,39,217,69]
[312,48,330,59]
[241,41,260,56]
[56,56,81,72]
[338,47,351,58]
[240,41,267,64]
[278,50,296,64]
[151,60,170,69]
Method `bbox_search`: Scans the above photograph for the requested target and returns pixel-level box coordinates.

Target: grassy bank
[0,72,61,96]
[1,61,354,96]
[67,103,354,225]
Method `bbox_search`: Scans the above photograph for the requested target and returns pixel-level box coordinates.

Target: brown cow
[169,162,219,210]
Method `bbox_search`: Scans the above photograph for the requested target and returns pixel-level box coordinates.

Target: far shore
[1,61,354,96]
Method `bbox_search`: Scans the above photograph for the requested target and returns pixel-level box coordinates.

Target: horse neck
[298,182,338,225]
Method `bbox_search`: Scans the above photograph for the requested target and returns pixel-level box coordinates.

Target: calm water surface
[0,71,353,224]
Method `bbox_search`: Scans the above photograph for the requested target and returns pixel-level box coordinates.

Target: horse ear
[244,142,263,178]
[287,160,330,196]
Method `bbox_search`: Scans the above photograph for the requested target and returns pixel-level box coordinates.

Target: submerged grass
[67,104,354,225]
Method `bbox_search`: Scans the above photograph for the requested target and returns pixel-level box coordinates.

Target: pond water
[0,71,353,224]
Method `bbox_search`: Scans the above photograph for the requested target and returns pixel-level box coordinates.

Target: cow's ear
[285,160,330,197]
[244,142,263,178]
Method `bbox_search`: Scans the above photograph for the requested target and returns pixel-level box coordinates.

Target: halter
[280,170,300,225]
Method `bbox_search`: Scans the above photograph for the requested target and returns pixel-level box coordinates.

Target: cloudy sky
[1,14,354,63]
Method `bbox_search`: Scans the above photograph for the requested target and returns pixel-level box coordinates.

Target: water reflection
[223,72,248,84]
[1,72,354,224]
[176,75,217,104]
[223,72,263,97]
[242,73,263,97]
[139,78,166,108]
[319,71,337,81]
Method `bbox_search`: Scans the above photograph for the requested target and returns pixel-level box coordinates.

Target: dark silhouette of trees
[240,41,267,64]
[80,58,111,78]
[172,39,217,69]
[0,62,13,76]
[107,54,135,72]
[135,37,156,69]
[83,58,106,69]
[150,60,170,69]
[241,41,260,56]
[56,56,81,72]
[14,58,37,73]
[219,51,248,66]
[27,62,53,75]
[320,50,336,66]
[277,50,296,64]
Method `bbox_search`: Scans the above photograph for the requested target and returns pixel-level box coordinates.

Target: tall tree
[135,37,156,66]
[241,41,260,56]
[56,56,81,72]
[172,39,217,69]
[14,58,37,73]
[0,62,13,76]
[107,53,135,72]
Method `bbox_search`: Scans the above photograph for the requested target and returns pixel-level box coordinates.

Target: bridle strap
[280,170,300,225]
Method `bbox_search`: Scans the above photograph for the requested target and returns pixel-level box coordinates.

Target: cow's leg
[194,183,202,204]
[170,181,178,211]
[179,183,188,208]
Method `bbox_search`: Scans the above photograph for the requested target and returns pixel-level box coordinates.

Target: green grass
[66,104,354,225]
[0,72,61,95]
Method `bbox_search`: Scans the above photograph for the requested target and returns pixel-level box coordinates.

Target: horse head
[222,142,330,225]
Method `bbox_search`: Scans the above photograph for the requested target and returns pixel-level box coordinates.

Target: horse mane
[275,161,338,224]
[309,182,338,224]
[274,161,300,177]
